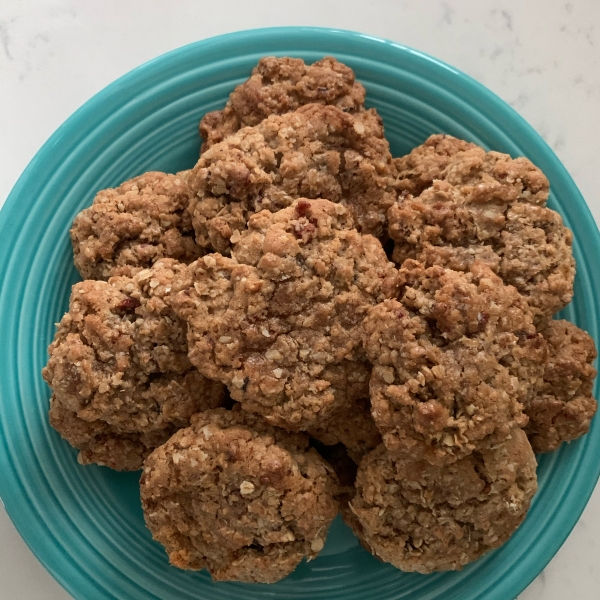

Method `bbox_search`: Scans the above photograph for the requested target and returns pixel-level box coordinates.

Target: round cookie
[393,134,549,201]
[525,319,598,452]
[170,199,398,430]
[199,56,367,151]
[189,103,397,253]
[389,181,574,321]
[389,136,573,320]
[42,259,226,469]
[350,428,538,573]
[140,408,338,583]
[71,171,202,280]
[363,260,539,466]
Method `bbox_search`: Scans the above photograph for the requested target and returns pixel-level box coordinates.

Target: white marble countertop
[1,1,599,598]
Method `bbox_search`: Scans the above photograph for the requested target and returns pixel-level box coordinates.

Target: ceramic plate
[1,27,599,600]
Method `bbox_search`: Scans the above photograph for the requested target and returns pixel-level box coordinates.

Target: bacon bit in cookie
[295,199,312,218]
[117,296,141,313]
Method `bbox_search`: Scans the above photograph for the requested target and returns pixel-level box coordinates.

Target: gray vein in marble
[501,9,513,31]
[440,1,454,25]
[490,45,504,60]
[0,19,14,60]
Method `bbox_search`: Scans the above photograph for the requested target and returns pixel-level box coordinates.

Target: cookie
[140,408,338,583]
[394,134,549,201]
[171,199,397,430]
[525,319,597,452]
[189,103,397,254]
[350,429,537,573]
[199,56,366,151]
[42,259,225,468]
[48,399,175,471]
[389,136,574,320]
[363,260,538,465]
[71,172,202,280]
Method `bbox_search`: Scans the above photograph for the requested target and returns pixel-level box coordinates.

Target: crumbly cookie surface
[350,429,537,573]
[389,136,573,320]
[389,181,574,321]
[525,319,597,452]
[42,259,225,468]
[140,408,338,583]
[394,134,549,201]
[49,399,175,471]
[170,199,398,430]
[199,56,366,151]
[308,395,382,464]
[364,261,538,465]
[71,172,202,280]
[189,103,397,253]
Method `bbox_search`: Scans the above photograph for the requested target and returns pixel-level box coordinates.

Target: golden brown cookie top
[71,172,202,280]
[189,103,396,253]
[350,429,537,573]
[364,261,536,465]
[42,258,225,432]
[389,177,574,320]
[170,199,398,430]
[140,407,338,583]
[199,56,366,150]
[394,134,549,202]
[525,319,598,452]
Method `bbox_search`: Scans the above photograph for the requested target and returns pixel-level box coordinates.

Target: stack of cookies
[43,56,598,582]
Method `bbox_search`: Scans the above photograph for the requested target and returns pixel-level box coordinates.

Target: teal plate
[0,27,599,600]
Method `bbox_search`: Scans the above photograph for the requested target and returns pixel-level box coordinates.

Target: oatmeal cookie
[48,399,175,471]
[71,172,202,280]
[170,199,398,431]
[199,56,366,150]
[42,259,225,467]
[189,103,397,253]
[390,136,573,320]
[525,319,597,452]
[350,429,537,573]
[140,408,338,582]
[394,134,549,201]
[364,261,538,466]
[389,181,574,320]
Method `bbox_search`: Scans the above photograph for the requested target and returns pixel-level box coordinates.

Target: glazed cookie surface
[364,260,537,465]
[71,172,202,280]
[171,199,398,430]
[350,428,537,573]
[199,56,367,150]
[140,408,338,582]
[189,103,397,253]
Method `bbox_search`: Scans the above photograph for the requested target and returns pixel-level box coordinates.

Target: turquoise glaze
[0,27,598,600]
